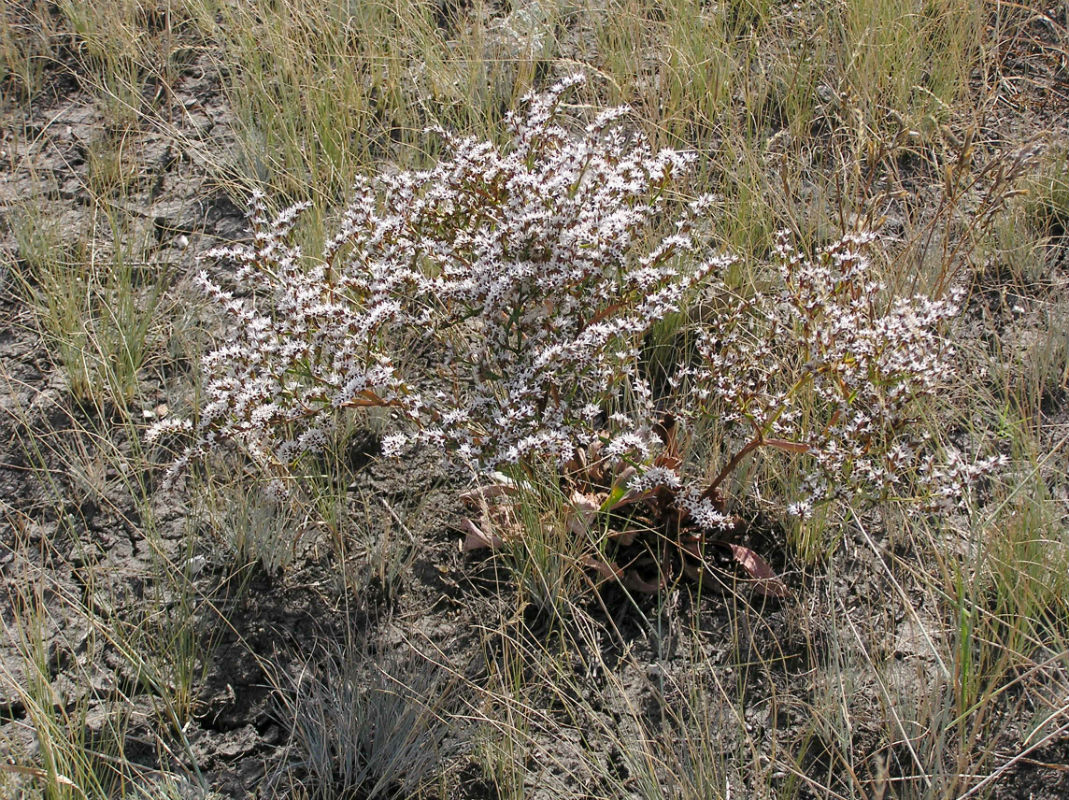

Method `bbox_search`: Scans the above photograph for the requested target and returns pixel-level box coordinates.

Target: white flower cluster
[157,75,999,524]
[378,75,727,470]
[660,230,983,517]
[158,75,722,481]
[773,233,967,507]
[148,189,417,480]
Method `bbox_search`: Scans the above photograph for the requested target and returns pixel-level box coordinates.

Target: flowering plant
[153,75,722,481]
[671,231,986,518]
[152,75,995,592]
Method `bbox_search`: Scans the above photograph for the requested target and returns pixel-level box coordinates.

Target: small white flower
[381,433,408,458]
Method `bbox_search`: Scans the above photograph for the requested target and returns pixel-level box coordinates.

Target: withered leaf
[727,544,790,598]
[459,517,505,552]
[567,490,600,535]
[459,483,517,507]
[583,554,623,583]
[764,438,811,454]
[681,539,790,599]
[622,570,664,594]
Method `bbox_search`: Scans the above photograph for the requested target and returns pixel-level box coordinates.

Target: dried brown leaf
[764,438,811,454]
[727,543,790,598]
[460,517,505,552]
[605,528,643,546]
[583,554,623,583]
[567,491,600,535]
[622,570,664,594]
[459,483,516,507]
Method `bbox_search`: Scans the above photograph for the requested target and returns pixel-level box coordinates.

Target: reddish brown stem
[700,436,763,503]
[699,436,811,503]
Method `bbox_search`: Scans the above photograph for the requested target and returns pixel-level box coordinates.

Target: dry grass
[2,0,1068,798]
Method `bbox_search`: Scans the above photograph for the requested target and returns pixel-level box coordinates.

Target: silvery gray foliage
[273,643,461,799]
[151,74,996,520]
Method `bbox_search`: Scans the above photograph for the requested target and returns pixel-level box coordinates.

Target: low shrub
[151,75,999,591]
